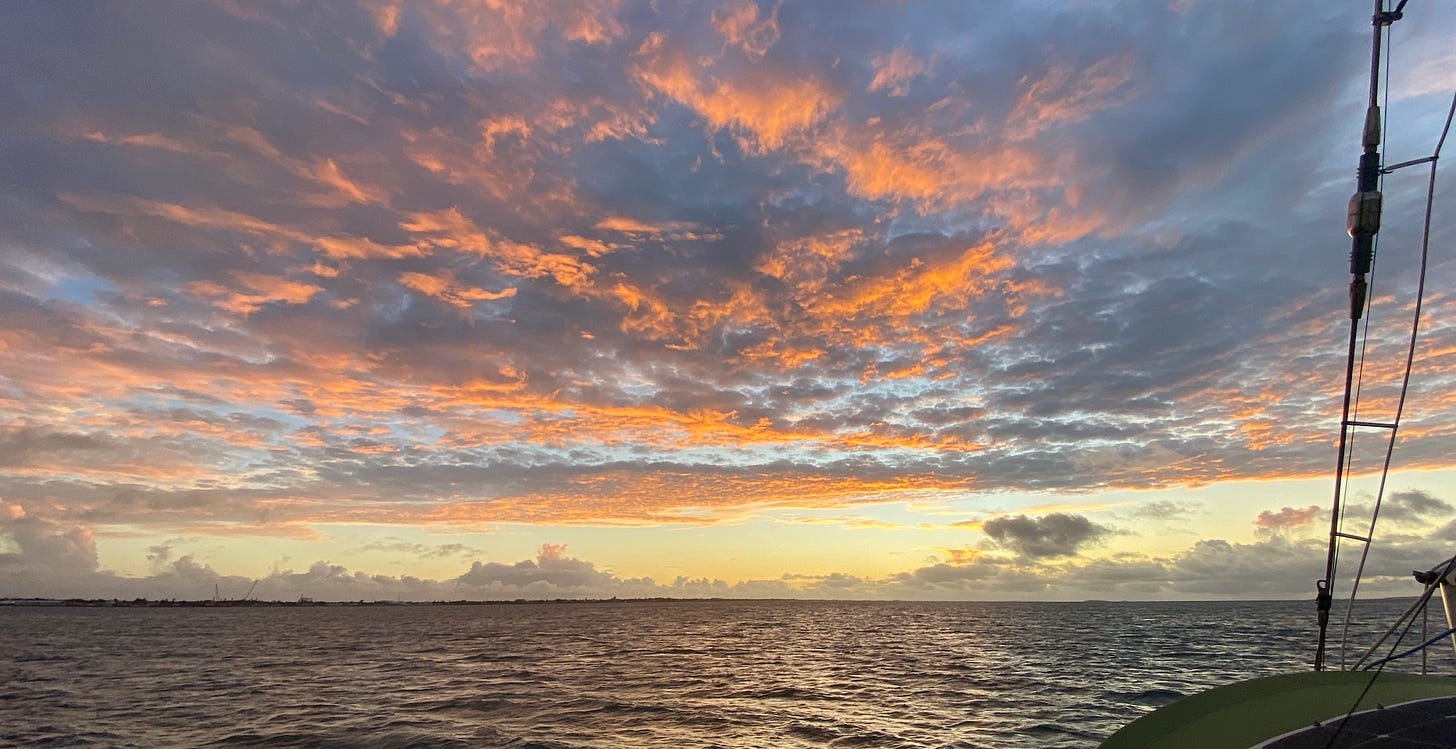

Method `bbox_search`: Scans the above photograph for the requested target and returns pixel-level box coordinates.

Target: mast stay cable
[1334,8,1398,670]
[1314,0,1394,673]
[1316,0,1456,671]
[1339,74,1456,666]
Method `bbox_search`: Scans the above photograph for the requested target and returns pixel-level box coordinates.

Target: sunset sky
[3,1,1455,602]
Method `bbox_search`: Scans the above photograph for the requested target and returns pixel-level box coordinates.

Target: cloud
[0,0,1454,595]
[146,543,174,570]
[3,496,1452,602]
[355,537,483,559]
[1348,489,1455,526]
[398,270,516,313]
[868,48,925,97]
[981,513,1112,559]
[188,272,323,315]
[1007,54,1137,138]
[390,0,626,74]
[454,544,622,592]
[888,503,1450,601]
[0,427,111,468]
[0,501,99,578]
[1253,505,1322,536]
[1125,500,1194,521]
[633,31,839,154]
[711,0,780,61]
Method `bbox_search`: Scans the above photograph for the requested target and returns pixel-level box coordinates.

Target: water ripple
[3,599,1450,748]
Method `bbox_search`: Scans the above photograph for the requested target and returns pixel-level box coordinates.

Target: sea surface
[4,598,1454,748]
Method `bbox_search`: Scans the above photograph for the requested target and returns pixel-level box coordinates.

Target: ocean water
[3,599,1453,748]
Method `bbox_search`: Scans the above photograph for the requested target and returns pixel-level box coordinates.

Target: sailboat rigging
[1314,0,1407,675]
[1319,0,1456,675]
[1101,1,1456,745]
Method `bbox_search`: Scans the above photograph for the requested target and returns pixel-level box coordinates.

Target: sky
[2,0,1455,603]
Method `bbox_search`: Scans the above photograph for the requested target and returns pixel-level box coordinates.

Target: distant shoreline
[1,596,1401,608]
[0,596,730,608]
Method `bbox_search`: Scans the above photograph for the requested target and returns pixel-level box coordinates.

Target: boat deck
[1262,695,1456,748]
[1099,671,1456,748]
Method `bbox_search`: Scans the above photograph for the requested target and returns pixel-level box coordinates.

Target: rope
[1332,0,1456,671]
[1328,554,1456,749]
[1339,44,1456,662]
[1362,626,1456,670]
[1350,552,1456,668]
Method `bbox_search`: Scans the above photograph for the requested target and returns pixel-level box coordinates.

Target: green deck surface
[1099,671,1456,749]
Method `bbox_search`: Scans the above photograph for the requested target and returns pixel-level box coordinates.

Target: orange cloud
[399,270,516,312]
[61,193,303,243]
[397,0,624,73]
[711,0,780,60]
[187,121,395,208]
[610,282,679,340]
[557,2,625,45]
[941,547,984,565]
[425,1,543,72]
[479,116,532,155]
[61,192,424,261]
[868,48,926,96]
[635,34,839,153]
[1008,54,1137,138]
[813,124,1053,209]
[368,0,402,36]
[596,215,699,235]
[423,469,977,526]
[312,236,427,260]
[780,514,916,530]
[401,208,596,289]
[803,241,1017,321]
[558,234,615,257]
[755,229,862,283]
[802,118,1119,246]
[186,272,322,315]
[305,159,391,207]
[233,272,323,303]
[1255,505,1322,533]
[78,129,214,158]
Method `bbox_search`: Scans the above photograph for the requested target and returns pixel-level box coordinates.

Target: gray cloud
[0,501,100,585]
[982,513,1112,559]
[1347,489,1456,527]
[0,427,111,468]
[3,492,1453,602]
[145,543,174,572]
[355,538,483,559]
[1125,500,1195,522]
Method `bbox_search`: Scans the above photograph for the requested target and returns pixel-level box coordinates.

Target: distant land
[2,596,1358,608]
[0,596,734,608]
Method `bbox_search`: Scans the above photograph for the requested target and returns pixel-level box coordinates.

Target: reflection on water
[3,599,1450,747]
